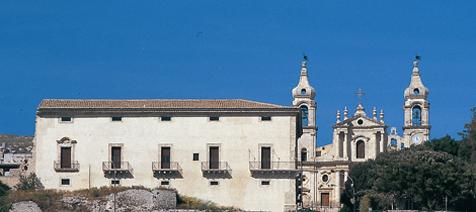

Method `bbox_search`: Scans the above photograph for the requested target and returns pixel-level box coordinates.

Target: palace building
[33,56,430,211]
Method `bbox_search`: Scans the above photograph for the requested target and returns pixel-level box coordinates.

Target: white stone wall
[34,115,297,212]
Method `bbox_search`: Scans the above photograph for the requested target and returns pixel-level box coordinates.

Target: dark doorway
[321,192,330,207]
[161,147,171,169]
[261,147,271,169]
[111,146,121,169]
[60,147,72,169]
[209,146,219,169]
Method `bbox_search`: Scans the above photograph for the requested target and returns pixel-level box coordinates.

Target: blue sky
[1,1,475,145]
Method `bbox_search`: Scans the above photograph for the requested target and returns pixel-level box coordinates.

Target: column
[343,132,348,159]
[335,171,341,206]
[379,132,384,153]
[335,130,341,159]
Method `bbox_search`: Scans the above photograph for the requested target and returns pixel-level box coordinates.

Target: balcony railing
[102,161,132,173]
[54,161,80,172]
[152,161,182,174]
[201,161,231,173]
[249,161,298,172]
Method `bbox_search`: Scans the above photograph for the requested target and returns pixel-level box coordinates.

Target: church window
[390,138,398,147]
[112,116,122,121]
[413,88,420,95]
[321,174,329,183]
[356,140,365,159]
[261,116,272,121]
[60,116,72,122]
[412,106,422,126]
[301,89,306,95]
[357,119,363,125]
[161,116,171,121]
[301,148,307,162]
[209,116,220,121]
[300,105,309,127]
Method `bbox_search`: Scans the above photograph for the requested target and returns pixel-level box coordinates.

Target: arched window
[390,138,397,147]
[300,105,309,127]
[301,89,306,95]
[412,105,422,126]
[356,140,365,159]
[301,148,308,162]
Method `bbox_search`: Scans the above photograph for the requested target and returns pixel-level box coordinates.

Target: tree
[14,173,44,191]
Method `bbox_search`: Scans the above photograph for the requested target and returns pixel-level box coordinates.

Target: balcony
[54,161,80,172]
[152,161,182,174]
[201,161,231,173]
[102,161,132,174]
[249,161,298,173]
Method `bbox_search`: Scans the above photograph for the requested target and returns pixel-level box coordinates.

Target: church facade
[295,57,430,209]
[33,56,430,211]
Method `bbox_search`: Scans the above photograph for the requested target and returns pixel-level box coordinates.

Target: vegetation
[342,107,476,211]
[0,181,11,212]
[177,194,241,211]
[14,173,44,191]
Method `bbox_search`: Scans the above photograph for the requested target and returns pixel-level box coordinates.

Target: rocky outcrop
[10,201,42,212]
[104,189,176,211]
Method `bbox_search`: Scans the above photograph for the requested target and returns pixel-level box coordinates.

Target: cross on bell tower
[356,88,365,105]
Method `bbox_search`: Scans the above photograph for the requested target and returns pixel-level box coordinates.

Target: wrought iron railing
[249,161,297,171]
[201,161,231,172]
[152,161,182,173]
[102,161,132,172]
[54,160,80,172]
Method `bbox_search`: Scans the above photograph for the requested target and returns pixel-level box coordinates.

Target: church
[32,56,430,211]
[295,56,430,209]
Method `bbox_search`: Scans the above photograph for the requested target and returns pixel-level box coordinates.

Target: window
[390,138,398,147]
[316,151,321,157]
[61,178,70,186]
[401,143,405,149]
[301,89,306,95]
[209,146,219,169]
[413,88,420,95]
[321,174,329,182]
[412,106,422,126]
[160,181,170,186]
[60,147,72,169]
[356,140,365,159]
[161,116,171,121]
[261,180,270,186]
[112,117,122,121]
[301,148,307,162]
[357,119,364,125]
[210,181,219,185]
[193,153,199,161]
[209,116,220,121]
[160,147,171,169]
[111,180,120,185]
[111,146,122,169]
[261,116,272,121]
[300,105,309,127]
[60,116,72,122]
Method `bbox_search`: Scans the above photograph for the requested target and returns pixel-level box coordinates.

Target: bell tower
[403,56,430,146]
[292,56,317,162]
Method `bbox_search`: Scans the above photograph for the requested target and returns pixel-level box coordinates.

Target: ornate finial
[413,54,421,67]
[372,107,377,120]
[343,106,349,119]
[355,88,365,105]
[336,110,341,123]
[379,109,385,123]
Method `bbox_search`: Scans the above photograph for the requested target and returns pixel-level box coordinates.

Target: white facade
[34,100,301,211]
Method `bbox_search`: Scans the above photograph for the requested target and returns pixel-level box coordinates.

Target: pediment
[334,115,384,128]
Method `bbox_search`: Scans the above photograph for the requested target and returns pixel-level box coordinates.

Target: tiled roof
[38,99,289,109]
